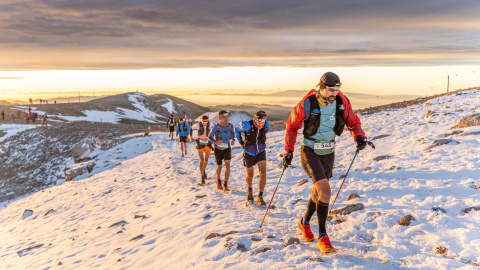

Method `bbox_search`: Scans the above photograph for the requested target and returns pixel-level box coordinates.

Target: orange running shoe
[317,235,336,253]
[223,182,230,191]
[216,179,222,190]
[298,218,315,242]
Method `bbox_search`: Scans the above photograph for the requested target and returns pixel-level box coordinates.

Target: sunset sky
[1,0,479,101]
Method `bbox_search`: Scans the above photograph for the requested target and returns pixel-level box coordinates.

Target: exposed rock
[307,257,324,262]
[298,179,309,186]
[134,214,147,219]
[330,203,364,216]
[21,209,33,220]
[65,166,88,181]
[72,141,96,163]
[251,236,261,242]
[451,113,480,129]
[463,206,480,214]
[382,259,389,263]
[431,207,446,213]
[108,220,128,228]
[433,139,453,146]
[86,162,96,173]
[284,237,300,247]
[398,215,416,226]
[373,155,392,161]
[347,194,360,201]
[196,195,207,198]
[44,209,54,216]
[205,232,221,240]
[224,242,248,252]
[203,214,212,219]
[17,244,44,256]
[444,130,464,137]
[426,110,438,118]
[292,199,303,205]
[129,234,145,242]
[255,247,271,255]
[222,231,239,237]
[434,246,447,256]
[389,166,401,170]
[371,134,391,141]
[365,167,372,171]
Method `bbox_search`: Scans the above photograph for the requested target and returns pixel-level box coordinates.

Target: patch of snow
[0,124,37,142]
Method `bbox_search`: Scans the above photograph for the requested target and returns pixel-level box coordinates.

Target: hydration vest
[243,120,267,145]
[303,95,348,141]
[198,122,210,136]
[215,123,234,137]
[178,123,187,132]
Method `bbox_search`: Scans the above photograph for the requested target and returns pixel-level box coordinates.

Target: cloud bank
[1,0,480,70]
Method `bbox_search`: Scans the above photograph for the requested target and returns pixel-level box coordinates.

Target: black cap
[255,110,267,120]
[317,72,341,87]
[179,118,183,121]
[202,115,209,120]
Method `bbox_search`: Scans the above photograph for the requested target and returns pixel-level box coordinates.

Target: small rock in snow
[431,207,446,213]
[307,257,324,262]
[205,232,220,240]
[21,209,33,220]
[434,246,447,256]
[347,194,360,201]
[44,209,54,216]
[373,155,392,161]
[134,214,147,219]
[298,179,309,186]
[398,215,416,226]
[129,234,144,242]
[255,247,271,255]
[284,237,300,247]
[109,220,128,228]
[330,203,364,216]
[463,206,480,214]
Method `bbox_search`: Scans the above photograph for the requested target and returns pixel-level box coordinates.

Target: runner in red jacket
[283,72,367,253]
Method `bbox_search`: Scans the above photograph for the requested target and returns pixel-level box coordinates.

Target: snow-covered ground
[0,124,38,142]
[1,90,480,269]
[13,93,165,124]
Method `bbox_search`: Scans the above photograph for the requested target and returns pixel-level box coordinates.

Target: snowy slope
[1,90,480,269]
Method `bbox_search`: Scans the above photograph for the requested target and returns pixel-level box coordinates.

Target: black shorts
[243,151,266,168]
[169,126,175,132]
[196,139,212,150]
[214,148,232,165]
[179,136,187,143]
[301,145,335,182]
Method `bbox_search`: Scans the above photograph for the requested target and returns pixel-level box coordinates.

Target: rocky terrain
[0,122,152,204]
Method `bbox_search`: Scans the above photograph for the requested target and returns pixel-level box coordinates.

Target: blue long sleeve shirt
[235,120,270,156]
[208,123,235,150]
[176,123,190,137]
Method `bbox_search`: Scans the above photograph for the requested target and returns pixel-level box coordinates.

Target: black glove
[356,135,367,151]
[240,141,245,148]
[283,151,293,167]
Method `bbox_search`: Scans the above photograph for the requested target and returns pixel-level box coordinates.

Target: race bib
[313,140,335,155]
[218,143,229,149]
[199,139,209,145]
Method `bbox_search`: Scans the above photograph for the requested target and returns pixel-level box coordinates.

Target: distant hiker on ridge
[176,118,190,157]
[283,72,367,254]
[1,110,4,120]
[184,114,193,142]
[167,114,176,140]
[208,110,235,191]
[192,115,214,184]
[235,110,270,205]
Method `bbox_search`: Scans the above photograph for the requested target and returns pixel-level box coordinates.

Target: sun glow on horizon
[1,66,479,102]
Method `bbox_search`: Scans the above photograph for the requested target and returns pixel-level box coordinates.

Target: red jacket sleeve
[285,90,317,152]
[338,92,365,141]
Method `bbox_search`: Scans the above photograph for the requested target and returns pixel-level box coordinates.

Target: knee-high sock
[304,198,317,223]
[316,201,329,234]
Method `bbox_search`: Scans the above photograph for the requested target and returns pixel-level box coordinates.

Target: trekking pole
[329,151,358,214]
[260,166,287,228]
[329,140,375,213]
